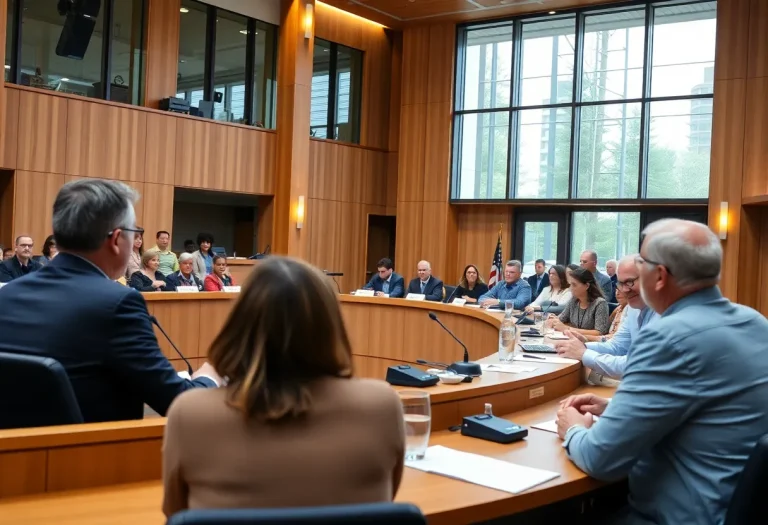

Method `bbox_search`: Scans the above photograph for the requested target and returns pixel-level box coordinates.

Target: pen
[521,354,546,360]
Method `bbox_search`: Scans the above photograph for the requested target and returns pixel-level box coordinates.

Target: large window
[453,1,716,202]
[176,0,277,128]
[5,0,147,104]
[310,38,363,143]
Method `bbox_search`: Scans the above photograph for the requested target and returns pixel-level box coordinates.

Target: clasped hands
[555,393,609,439]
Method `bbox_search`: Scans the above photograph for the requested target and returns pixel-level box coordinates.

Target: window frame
[450,0,715,204]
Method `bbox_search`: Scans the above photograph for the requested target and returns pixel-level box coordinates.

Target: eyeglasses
[616,278,637,290]
[107,227,145,238]
[635,255,672,276]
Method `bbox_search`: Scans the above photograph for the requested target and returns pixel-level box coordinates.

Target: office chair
[166,503,426,525]
[607,302,619,316]
[443,285,456,302]
[0,352,83,429]
[724,433,768,525]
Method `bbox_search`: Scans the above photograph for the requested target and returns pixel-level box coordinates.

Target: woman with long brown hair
[162,256,405,516]
[453,264,488,303]
[547,268,609,336]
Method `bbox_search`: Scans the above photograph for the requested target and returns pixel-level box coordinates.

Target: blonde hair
[208,256,353,421]
[141,249,160,267]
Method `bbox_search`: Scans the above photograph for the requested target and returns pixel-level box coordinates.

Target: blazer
[406,276,444,302]
[129,270,176,292]
[166,271,204,292]
[0,253,215,423]
[191,250,213,282]
[363,272,404,298]
[0,256,42,283]
[204,273,234,292]
[162,378,405,516]
[526,272,550,300]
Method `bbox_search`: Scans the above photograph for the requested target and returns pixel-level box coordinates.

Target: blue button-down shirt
[478,279,532,310]
[563,287,768,525]
[582,305,659,379]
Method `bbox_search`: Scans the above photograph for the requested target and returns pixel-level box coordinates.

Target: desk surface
[0,386,613,525]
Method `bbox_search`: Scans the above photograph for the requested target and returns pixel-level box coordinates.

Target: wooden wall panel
[743,77,768,197]
[747,0,768,79]
[16,91,67,174]
[397,104,427,202]
[144,112,177,185]
[12,171,66,244]
[401,26,430,107]
[363,149,388,207]
[174,118,226,191]
[714,0,750,81]
[141,183,175,242]
[0,451,47,498]
[394,200,423,278]
[147,300,202,359]
[1,87,19,169]
[456,206,513,282]
[423,102,452,202]
[144,0,181,109]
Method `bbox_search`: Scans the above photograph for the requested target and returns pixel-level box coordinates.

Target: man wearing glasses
[554,254,657,380]
[0,235,42,282]
[0,179,221,425]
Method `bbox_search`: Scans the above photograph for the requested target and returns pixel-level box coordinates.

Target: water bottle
[498,308,517,362]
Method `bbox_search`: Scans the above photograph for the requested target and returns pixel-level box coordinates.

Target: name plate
[354,289,375,297]
[406,293,425,301]
[176,286,199,293]
[452,298,467,306]
[223,286,241,293]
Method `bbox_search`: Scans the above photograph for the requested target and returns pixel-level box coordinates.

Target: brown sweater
[162,377,405,517]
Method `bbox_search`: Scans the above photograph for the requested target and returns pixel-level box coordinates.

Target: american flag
[488,229,503,288]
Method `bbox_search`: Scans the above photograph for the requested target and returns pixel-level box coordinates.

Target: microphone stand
[428,312,482,376]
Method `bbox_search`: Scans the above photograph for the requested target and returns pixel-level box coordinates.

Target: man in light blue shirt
[478,260,532,310]
[554,255,658,379]
[556,219,768,525]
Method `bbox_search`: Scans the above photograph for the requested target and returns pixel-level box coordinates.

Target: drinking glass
[533,311,544,332]
[399,391,431,460]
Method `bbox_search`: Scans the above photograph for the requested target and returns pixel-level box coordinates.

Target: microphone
[323,270,344,277]
[416,359,451,369]
[444,282,461,304]
[150,315,193,376]
[427,312,482,376]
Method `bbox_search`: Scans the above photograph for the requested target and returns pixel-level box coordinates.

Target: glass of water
[533,311,544,332]
[399,391,431,460]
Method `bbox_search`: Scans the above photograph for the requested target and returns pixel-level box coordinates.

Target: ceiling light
[549,10,556,14]
[4,65,9,69]
[180,7,189,13]
[60,78,69,82]
[240,29,248,34]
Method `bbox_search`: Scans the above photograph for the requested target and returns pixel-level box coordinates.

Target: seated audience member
[526,259,550,300]
[125,229,143,280]
[553,256,658,380]
[2,247,13,260]
[405,260,444,301]
[204,255,235,291]
[478,260,532,310]
[525,264,571,315]
[162,256,405,516]
[579,249,613,300]
[547,268,609,336]
[167,253,204,291]
[183,239,196,254]
[34,235,58,266]
[606,287,627,337]
[130,250,176,292]
[363,257,404,298]
[151,230,179,277]
[566,263,580,278]
[556,219,768,525]
[0,179,219,423]
[453,264,488,303]
[0,235,42,282]
[192,232,214,281]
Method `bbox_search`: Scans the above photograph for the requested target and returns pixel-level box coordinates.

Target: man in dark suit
[0,179,220,424]
[363,257,404,298]
[0,235,42,282]
[526,258,550,300]
[166,253,205,291]
[406,260,444,302]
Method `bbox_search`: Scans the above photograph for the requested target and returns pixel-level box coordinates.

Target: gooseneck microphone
[428,312,482,376]
[444,283,461,304]
[150,315,193,375]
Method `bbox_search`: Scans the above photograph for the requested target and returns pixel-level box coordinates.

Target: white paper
[406,445,559,494]
[546,332,569,341]
[176,286,199,293]
[480,363,537,374]
[513,355,579,365]
[222,286,241,293]
[532,415,599,434]
[464,304,481,308]
[451,298,467,306]
[406,293,425,301]
[177,371,191,380]
[354,289,375,297]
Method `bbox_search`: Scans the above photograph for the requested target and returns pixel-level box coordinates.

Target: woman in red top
[204,255,235,291]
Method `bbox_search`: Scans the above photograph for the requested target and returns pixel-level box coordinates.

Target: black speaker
[56,0,101,60]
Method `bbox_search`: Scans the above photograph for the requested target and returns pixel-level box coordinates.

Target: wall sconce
[304,3,314,39]
[296,195,305,229]
[718,201,728,240]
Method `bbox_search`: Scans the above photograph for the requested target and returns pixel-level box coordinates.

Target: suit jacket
[406,276,444,302]
[526,272,550,300]
[0,256,42,283]
[0,253,215,423]
[363,272,404,298]
[191,250,213,282]
[129,270,176,292]
[162,378,405,516]
[166,271,204,292]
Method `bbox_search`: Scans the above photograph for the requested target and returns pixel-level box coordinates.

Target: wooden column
[144,0,181,109]
[272,0,313,257]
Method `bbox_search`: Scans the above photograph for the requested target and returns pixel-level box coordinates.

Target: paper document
[532,415,599,434]
[513,355,579,365]
[481,363,537,374]
[406,445,559,494]
[546,332,569,341]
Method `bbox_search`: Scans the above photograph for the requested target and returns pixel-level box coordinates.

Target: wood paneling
[0,451,47,498]
[147,300,202,359]
[456,206,513,280]
[16,91,68,174]
[12,171,66,244]
[144,0,181,109]
[1,87,18,169]
[394,200,423,278]
[743,77,768,197]
[397,104,427,202]
[0,172,14,248]
[174,118,226,190]
[141,183,175,243]
[714,0,750,80]
[144,113,177,185]
[747,0,768,79]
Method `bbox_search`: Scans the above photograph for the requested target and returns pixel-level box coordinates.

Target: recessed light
[180,7,189,13]
[549,10,556,14]
[60,78,69,82]
[255,32,258,35]
[4,65,9,69]
[240,29,248,34]
[179,60,186,63]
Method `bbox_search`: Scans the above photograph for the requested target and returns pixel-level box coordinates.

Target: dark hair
[3,247,13,255]
[208,256,353,421]
[183,239,195,246]
[196,232,214,246]
[568,268,604,302]
[567,263,580,272]
[459,264,485,289]
[376,257,393,270]
[134,227,144,256]
[156,230,170,239]
[42,235,56,257]
[535,258,546,266]
[548,264,569,290]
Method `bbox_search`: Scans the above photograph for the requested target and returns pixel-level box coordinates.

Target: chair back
[725,433,768,525]
[0,352,83,429]
[607,302,619,316]
[443,285,456,302]
[166,503,426,525]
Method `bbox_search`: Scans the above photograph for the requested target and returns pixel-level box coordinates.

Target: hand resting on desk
[555,393,609,439]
